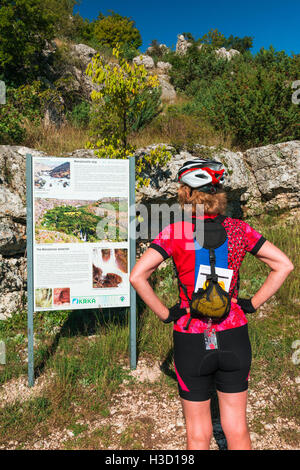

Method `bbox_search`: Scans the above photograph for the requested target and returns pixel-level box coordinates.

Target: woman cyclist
[130,159,294,450]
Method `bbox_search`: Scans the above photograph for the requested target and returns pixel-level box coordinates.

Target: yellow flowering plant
[85,44,172,187]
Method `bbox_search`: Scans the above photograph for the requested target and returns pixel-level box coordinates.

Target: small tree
[198,29,226,49]
[147,39,164,58]
[223,34,253,53]
[86,45,160,152]
[0,0,56,83]
[86,45,172,186]
[182,32,195,43]
[44,0,79,39]
[93,11,142,50]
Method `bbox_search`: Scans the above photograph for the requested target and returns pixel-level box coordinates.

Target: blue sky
[75,0,300,55]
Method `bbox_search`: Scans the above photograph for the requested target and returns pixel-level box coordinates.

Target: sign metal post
[129,157,137,370]
[26,154,35,387]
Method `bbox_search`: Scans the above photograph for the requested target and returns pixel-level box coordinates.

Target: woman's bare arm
[131,239,294,317]
[130,248,170,321]
[237,240,294,309]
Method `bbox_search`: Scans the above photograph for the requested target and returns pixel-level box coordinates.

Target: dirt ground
[0,358,299,451]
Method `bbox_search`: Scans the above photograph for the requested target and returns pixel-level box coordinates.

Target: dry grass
[129,112,233,150]
[22,113,232,157]
[23,120,90,156]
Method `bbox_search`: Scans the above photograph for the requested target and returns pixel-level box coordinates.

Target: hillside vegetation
[0,1,299,153]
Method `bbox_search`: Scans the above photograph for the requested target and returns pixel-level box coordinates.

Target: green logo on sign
[72,297,96,305]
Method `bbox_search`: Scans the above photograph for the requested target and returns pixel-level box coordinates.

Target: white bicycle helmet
[177,159,226,193]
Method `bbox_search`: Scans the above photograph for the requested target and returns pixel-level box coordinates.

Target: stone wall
[0,141,299,319]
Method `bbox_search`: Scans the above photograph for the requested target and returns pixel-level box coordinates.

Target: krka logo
[72,297,96,305]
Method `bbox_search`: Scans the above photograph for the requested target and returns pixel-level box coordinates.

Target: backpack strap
[208,248,218,282]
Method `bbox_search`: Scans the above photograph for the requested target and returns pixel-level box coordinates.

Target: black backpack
[174,215,235,331]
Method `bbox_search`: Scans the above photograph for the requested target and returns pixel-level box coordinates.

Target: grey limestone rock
[176,34,192,55]
[133,54,155,69]
[215,47,241,60]
[0,140,299,317]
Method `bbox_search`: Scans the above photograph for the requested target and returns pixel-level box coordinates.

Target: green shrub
[162,43,300,149]
[0,106,26,144]
[128,87,162,132]
[166,44,233,93]
[0,82,43,144]
[67,101,91,128]
[254,46,300,78]
[0,0,56,84]
[119,43,141,62]
[181,63,300,148]
[93,11,142,50]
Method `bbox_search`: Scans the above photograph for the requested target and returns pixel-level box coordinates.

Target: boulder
[156,61,172,73]
[243,141,300,213]
[215,47,240,60]
[71,43,97,68]
[69,44,100,101]
[133,54,155,69]
[176,34,192,55]
[154,62,176,103]
[132,55,177,101]
[0,254,26,320]
[157,75,176,103]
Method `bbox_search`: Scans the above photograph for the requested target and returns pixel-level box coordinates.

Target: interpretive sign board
[26,154,136,386]
[32,156,130,310]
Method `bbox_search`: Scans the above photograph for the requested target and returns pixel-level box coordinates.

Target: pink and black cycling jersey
[150,214,267,334]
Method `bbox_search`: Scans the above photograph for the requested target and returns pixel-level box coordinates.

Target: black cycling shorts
[173,324,252,402]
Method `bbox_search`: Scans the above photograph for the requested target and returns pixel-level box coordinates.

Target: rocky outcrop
[41,38,241,127]
[68,43,99,102]
[0,141,299,318]
[71,44,98,66]
[132,54,176,103]
[146,43,169,55]
[243,141,300,213]
[215,47,240,60]
[156,61,172,73]
[175,35,240,61]
[133,54,155,69]
[40,42,99,127]
[176,35,193,55]
[0,146,46,318]
[136,141,300,217]
[0,254,26,317]
[158,76,176,102]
